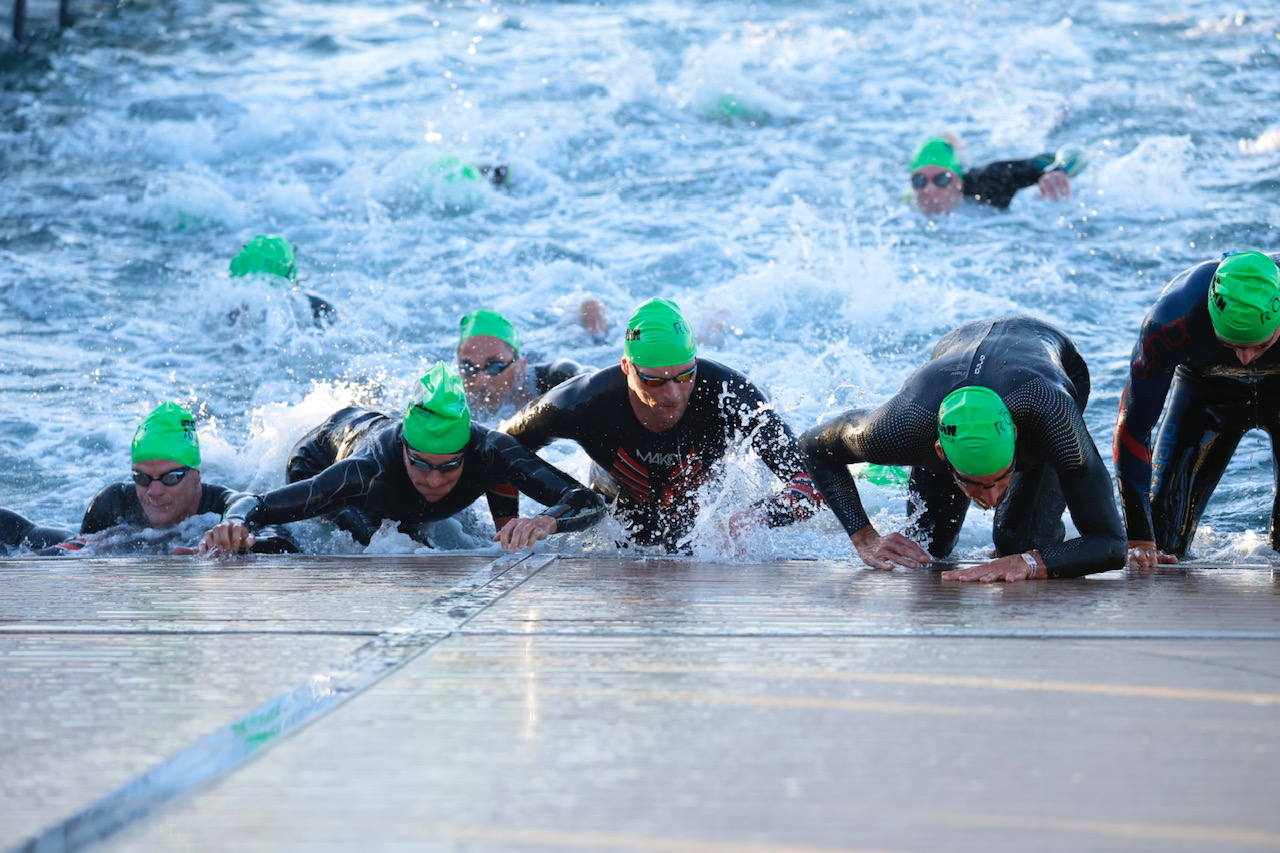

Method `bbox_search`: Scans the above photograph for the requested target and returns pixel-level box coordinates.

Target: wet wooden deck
[3,554,1278,852]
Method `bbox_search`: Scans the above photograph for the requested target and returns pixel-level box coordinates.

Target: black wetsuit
[531,358,586,395]
[0,509,71,555]
[222,407,604,545]
[38,482,299,555]
[1114,253,1280,556]
[800,316,1125,578]
[963,154,1055,210]
[498,359,821,552]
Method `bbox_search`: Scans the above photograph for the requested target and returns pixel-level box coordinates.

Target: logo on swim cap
[1208,251,1280,345]
[623,298,697,368]
[937,386,1014,477]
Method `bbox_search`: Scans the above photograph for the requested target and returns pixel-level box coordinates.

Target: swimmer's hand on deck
[941,553,1041,583]
[1037,170,1071,201]
[1126,540,1178,572]
[494,515,556,553]
[851,526,931,571]
[199,520,256,557]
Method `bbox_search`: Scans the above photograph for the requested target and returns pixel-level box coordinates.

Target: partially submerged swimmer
[457,308,605,419]
[909,134,1086,216]
[199,363,605,555]
[229,235,336,327]
[46,402,297,555]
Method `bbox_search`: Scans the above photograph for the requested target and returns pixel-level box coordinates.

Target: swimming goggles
[635,365,697,388]
[459,359,514,377]
[403,444,466,473]
[131,467,191,488]
[911,172,954,189]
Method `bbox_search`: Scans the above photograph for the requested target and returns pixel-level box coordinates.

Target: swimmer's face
[912,167,964,216]
[934,442,1013,509]
[622,357,697,430]
[402,445,466,503]
[458,335,526,417]
[132,459,203,528]
[1216,326,1280,366]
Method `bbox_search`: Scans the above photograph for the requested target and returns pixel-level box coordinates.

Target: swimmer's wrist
[1019,550,1045,579]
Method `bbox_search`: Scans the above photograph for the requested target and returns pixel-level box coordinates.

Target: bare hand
[579,299,609,341]
[1127,540,1178,572]
[199,520,256,557]
[494,515,557,553]
[851,527,932,571]
[942,554,1036,583]
[1037,170,1071,201]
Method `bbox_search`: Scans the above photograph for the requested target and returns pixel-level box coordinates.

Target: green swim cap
[403,362,472,454]
[909,135,964,178]
[937,386,1014,477]
[1208,251,1280,345]
[131,402,201,468]
[430,155,482,185]
[458,310,521,355]
[229,235,298,283]
[623,298,697,368]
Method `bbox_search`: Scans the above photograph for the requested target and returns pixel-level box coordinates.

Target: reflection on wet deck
[3,555,1278,852]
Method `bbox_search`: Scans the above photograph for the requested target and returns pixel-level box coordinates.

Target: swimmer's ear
[620,356,633,375]
[933,441,947,464]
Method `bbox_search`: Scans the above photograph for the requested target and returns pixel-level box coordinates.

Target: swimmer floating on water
[499,298,821,553]
[908,134,1087,217]
[0,509,71,555]
[456,309,607,420]
[199,363,605,555]
[229,234,336,327]
[47,402,298,555]
[1115,251,1280,570]
[801,316,1125,581]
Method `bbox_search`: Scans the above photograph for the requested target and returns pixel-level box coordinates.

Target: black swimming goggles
[459,359,514,377]
[131,467,191,488]
[403,443,465,473]
[911,171,954,189]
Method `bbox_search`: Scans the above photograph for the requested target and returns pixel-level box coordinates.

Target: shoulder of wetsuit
[80,481,138,533]
[533,358,589,393]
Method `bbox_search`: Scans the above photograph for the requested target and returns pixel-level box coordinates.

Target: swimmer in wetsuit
[199,363,604,555]
[229,235,336,327]
[0,509,71,555]
[498,298,821,553]
[456,310,592,420]
[800,316,1125,581]
[909,135,1086,216]
[49,402,298,555]
[1115,251,1280,569]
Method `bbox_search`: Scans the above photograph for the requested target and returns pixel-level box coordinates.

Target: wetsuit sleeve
[482,432,604,533]
[1017,389,1126,577]
[733,393,821,528]
[209,487,303,553]
[799,399,935,537]
[1113,303,1191,542]
[221,457,383,529]
[0,509,71,551]
[963,158,1049,209]
[494,385,578,523]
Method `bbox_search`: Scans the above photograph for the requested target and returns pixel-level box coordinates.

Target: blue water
[1,0,1278,560]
